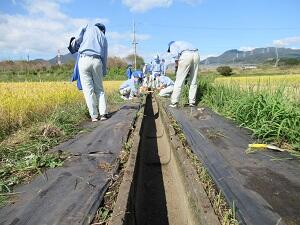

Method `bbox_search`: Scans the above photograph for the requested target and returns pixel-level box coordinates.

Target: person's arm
[102,37,108,76]
[157,84,165,91]
[75,25,87,46]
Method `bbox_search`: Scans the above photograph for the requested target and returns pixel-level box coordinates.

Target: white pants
[143,76,151,88]
[159,85,174,97]
[149,75,159,89]
[171,51,200,104]
[78,55,107,119]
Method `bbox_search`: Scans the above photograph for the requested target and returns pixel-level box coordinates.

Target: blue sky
[0,0,300,62]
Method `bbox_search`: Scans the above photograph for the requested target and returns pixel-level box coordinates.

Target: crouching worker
[119,71,144,100]
[156,74,174,97]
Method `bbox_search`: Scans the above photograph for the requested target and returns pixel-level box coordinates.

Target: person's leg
[150,75,155,89]
[78,56,98,119]
[91,58,107,116]
[188,52,200,104]
[170,53,192,104]
[159,85,174,97]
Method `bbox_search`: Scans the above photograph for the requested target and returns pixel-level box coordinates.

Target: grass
[194,77,300,150]
[0,103,87,206]
[0,81,125,207]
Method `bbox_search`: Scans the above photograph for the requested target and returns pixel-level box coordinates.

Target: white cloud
[121,0,203,12]
[107,31,151,41]
[109,44,133,58]
[239,46,256,51]
[201,54,217,60]
[0,0,109,59]
[122,0,172,12]
[273,36,300,47]
[181,0,203,5]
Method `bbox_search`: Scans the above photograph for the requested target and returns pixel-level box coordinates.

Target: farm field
[214,74,300,101]
[215,74,300,87]
[0,81,123,140]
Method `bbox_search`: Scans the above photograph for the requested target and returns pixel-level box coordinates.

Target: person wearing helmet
[68,23,108,122]
[119,71,143,100]
[156,73,174,97]
[167,41,200,108]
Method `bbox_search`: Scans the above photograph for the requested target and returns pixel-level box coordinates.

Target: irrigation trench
[1,94,299,225]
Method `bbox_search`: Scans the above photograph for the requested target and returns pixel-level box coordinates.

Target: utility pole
[132,20,138,70]
[27,54,29,62]
[274,47,279,67]
[57,49,62,65]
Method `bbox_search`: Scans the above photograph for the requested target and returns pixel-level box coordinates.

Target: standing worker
[151,55,162,89]
[126,64,133,79]
[142,63,152,88]
[167,41,200,108]
[160,58,167,76]
[69,23,108,122]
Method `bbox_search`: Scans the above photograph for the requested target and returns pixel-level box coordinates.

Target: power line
[137,22,300,30]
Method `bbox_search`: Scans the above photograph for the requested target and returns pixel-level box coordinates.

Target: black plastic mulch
[0,104,139,225]
[168,106,300,225]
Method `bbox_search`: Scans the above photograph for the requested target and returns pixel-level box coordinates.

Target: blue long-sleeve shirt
[132,70,144,78]
[168,41,198,60]
[158,76,174,87]
[74,24,108,75]
[126,68,132,79]
[151,60,162,76]
[120,79,138,95]
[71,54,82,90]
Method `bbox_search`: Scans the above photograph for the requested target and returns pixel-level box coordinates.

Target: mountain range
[200,47,300,65]
[45,47,300,65]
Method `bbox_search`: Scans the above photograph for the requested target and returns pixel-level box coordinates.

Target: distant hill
[48,52,77,64]
[46,47,300,66]
[201,47,300,65]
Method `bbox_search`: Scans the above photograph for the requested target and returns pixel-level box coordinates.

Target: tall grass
[196,79,300,149]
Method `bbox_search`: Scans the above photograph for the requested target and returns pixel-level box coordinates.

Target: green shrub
[217,66,232,76]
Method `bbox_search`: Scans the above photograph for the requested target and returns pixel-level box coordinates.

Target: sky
[0,0,300,62]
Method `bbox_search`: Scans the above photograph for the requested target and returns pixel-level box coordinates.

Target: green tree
[217,66,233,76]
[125,54,145,70]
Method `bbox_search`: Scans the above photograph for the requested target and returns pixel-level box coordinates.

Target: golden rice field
[215,74,300,86]
[0,81,123,138]
[214,74,300,101]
